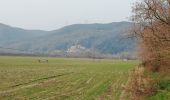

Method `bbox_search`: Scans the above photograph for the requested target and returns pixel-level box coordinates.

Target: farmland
[0,56,138,100]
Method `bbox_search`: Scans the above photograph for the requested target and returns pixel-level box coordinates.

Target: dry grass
[125,67,158,100]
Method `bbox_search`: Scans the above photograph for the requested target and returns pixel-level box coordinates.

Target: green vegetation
[0,56,138,100]
[147,77,170,100]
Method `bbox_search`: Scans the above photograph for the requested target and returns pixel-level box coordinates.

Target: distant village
[0,42,137,60]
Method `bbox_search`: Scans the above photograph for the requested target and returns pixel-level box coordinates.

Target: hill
[0,22,135,55]
[0,23,49,46]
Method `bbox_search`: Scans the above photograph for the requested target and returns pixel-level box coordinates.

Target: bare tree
[131,0,170,72]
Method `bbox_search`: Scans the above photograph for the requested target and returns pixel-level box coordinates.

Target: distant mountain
[0,23,49,46]
[0,21,136,55]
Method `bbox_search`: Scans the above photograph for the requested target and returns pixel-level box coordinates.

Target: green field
[0,56,138,100]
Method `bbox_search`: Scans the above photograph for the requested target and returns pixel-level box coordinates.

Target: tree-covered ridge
[0,21,135,55]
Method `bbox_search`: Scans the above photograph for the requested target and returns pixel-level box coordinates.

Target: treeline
[126,0,170,99]
[0,51,137,59]
[132,0,170,72]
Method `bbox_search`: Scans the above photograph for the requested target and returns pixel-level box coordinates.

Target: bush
[126,67,159,100]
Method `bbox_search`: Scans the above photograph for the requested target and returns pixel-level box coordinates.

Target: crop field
[0,56,138,100]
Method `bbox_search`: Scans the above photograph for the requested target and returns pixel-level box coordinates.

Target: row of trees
[132,0,170,72]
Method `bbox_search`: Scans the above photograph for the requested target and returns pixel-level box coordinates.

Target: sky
[0,0,135,30]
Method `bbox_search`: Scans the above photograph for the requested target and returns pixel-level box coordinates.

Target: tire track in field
[0,72,74,95]
[119,72,131,100]
[98,73,131,100]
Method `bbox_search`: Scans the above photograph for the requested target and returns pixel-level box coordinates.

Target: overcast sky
[0,0,135,30]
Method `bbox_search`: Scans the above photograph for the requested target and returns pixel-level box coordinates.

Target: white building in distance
[67,44,91,57]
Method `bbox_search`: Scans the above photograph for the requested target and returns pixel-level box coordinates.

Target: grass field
[0,56,138,100]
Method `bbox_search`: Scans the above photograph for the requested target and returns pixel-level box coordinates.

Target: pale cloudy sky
[0,0,135,30]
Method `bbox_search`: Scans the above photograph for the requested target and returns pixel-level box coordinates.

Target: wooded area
[127,0,170,99]
[132,0,170,72]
